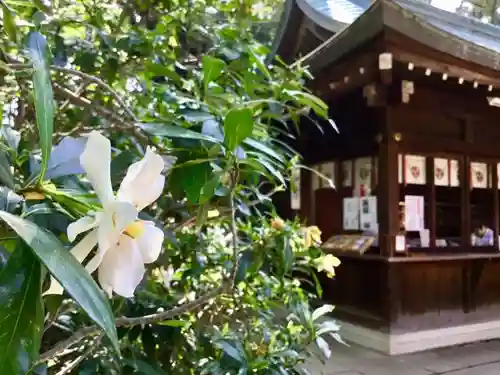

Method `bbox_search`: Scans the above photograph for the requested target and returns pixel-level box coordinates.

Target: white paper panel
[398,154,403,183]
[355,157,372,196]
[342,160,353,187]
[434,158,449,186]
[343,197,360,230]
[320,162,335,189]
[404,195,425,231]
[471,162,488,189]
[359,196,377,231]
[405,155,426,185]
[497,163,500,189]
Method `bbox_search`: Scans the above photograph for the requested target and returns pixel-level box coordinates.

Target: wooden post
[492,161,499,249]
[461,155,471,247]
[426,157,437,247]
[377,106,399,257]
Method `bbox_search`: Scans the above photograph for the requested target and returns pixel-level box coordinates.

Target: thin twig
[173,186,282,231]
[38,285,225,364]
[54,334,104,375]
[5,63,138,123]
[52,66,139,122]
[51,84,149,144]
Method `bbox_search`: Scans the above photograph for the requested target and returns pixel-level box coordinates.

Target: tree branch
[52,83,149,143]
[6,63,138,123]
[51,66,139,123]
[38,285,225,364]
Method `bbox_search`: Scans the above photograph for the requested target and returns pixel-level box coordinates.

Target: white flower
[46,131,166,298]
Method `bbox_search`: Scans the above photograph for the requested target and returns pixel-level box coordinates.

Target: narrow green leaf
[1,3,17,42]
[0,144,14,188]
[202,56,225,91]
[312,304,334,321]
[244,138,283,162]
[223,108,254,151]
[140,123,220,143]
[0,211,119,353]
[284,90,328,119]
[283,237,293,274]
[27,32,54,182]
[315,336,331,359]
[216,340,245,363]
[157,320,188,327]
[0,245,43,375]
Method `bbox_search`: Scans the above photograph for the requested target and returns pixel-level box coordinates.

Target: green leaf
[312,304,334,321]
[216,340,245,363]
[0,144,14,189]
[200,176,219,204]
[170,162,212,204]
[283,237,293,274]
[157,320,188,327]
[315,336,331,359]
[223,108,254,151]
[123,359,168,375]
[202,56,225,91]
[1,3,16,42]
[244,138,283,163]
[0,244,43,375]
[284,90,328,119]
[140,123,220,143]
[27,32,54,182]
[0,211,119,353]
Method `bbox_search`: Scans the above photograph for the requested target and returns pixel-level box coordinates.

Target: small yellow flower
[271,217,286,231]
[315,254,341,278]
[24,191,45,200]
[303,226,322,248]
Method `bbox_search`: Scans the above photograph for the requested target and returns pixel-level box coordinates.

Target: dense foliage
[0,0,340,374]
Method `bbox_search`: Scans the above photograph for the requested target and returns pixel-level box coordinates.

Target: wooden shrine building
[273,0,500,354]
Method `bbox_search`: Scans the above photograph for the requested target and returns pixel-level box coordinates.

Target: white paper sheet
[404,195,424,231]
[360,196,377,231]
[343,197,360,230]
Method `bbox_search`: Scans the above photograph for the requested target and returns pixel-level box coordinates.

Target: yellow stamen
[125,221,145,239]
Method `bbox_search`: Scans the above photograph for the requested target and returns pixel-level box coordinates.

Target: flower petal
[117,147,165,210]
[97,201,138,254]
[70,229,98,263]
[135,221,164,263]
[97,235,145,298]
[80,131,114,206]
[46,136,87,178]
[43,276,63,296]
[67,216,97,242]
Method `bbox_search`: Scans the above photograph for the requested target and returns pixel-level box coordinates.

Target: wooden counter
[322,251,500,333]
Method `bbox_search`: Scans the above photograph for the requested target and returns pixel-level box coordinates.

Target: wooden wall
[314,73,500,333]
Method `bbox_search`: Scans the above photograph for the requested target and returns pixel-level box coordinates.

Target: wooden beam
[311,50,380,101]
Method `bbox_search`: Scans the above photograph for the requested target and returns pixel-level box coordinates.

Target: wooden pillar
[377,107,399,257]
[492,161,499,248]
[426,157,437,247]
[461,155,471,247]
[461,119,472,247]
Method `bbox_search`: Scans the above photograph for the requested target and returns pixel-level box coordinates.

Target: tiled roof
[290,0,500,71]
[296,0,500,54]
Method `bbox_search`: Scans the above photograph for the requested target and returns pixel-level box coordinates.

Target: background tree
[0,0,340,374]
